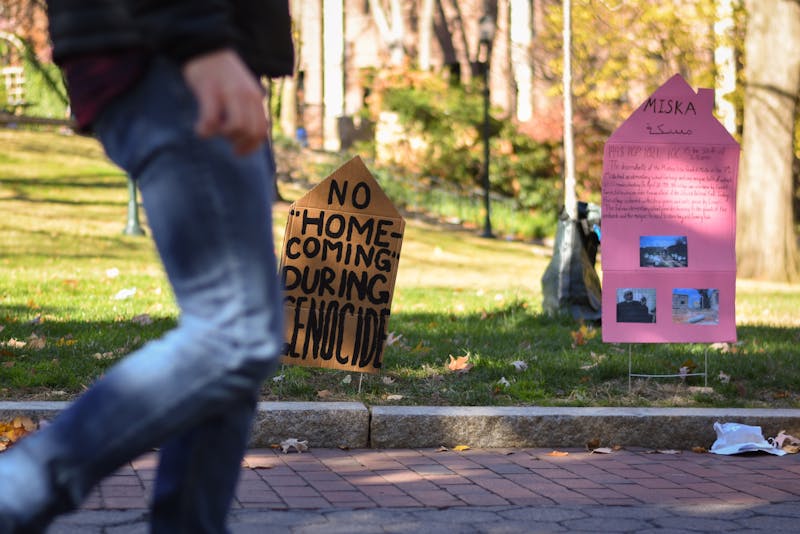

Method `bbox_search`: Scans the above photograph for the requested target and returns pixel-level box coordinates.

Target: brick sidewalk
[81,447,800,512]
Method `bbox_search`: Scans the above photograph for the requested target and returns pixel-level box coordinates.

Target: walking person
[0,1,293,532]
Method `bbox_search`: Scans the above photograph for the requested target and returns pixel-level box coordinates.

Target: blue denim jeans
[0,57,283,533]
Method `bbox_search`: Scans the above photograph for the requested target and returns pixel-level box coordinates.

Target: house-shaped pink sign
[601,74,739,343]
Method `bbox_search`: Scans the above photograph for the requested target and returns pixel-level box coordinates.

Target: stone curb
[2,401,799,450]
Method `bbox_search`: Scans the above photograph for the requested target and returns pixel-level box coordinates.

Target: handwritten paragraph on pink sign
[603,144,733,224]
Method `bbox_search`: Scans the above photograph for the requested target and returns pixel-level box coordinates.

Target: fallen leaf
[243,456,274,469]
[411,341,431,354]
[56,336,77,347]
[547,450,569,457]
[4,339,25,349]
[447,354,473,373]
[385,394,403,401]
[570,324,597,347]
[385,332,403,346]
[26,334,46,350]
[279,438,309,454]
[63,279,79,288]
[645,449,681,455]
[316,389,332,399]
[452,445,470,451]
[113,287,137,300]
[511,360,528,372]
[341,374,352,385]
[131,314,153,326]
[0,417,37,449]
[586,438,601,450]
[435,446,449,452]
[691,446,708,453]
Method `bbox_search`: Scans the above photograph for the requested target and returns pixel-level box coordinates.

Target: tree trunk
[419,0,435,71]
[736,0,800,281]
[509,0,533,122]
[714,0,737,134]
[562,0,576,220]
[368,0,405,66]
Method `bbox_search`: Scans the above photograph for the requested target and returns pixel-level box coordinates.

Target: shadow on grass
[1,301,798,409]
[0,314,176,400]
[266,302,800,409]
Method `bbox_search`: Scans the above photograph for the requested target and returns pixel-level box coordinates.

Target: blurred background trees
[1,0,797,280]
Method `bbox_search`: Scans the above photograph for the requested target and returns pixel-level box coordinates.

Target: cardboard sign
[279,156,404,373]
[601,74,739,343]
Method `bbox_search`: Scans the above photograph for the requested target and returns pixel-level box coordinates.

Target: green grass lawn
[1,128,799,408]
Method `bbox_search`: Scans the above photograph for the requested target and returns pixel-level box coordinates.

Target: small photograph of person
[616,288,656,323]
[640,235,688,267]
[672,288,720,325]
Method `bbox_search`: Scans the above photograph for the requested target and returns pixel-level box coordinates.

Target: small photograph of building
[640,235,688,267]
[672,288,719,325]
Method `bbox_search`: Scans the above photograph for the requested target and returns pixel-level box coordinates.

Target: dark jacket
[46,0,294,78]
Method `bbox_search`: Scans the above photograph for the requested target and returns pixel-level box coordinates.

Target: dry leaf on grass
[385,332,403,346]
[511,360,528,372]
[447,354,473,373]
[570,324,597,347]
[26,334,45,350]
[131,314,153,326]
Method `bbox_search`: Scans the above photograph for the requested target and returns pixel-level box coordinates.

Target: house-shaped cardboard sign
[279,156,404,373]
[601,74,739,343]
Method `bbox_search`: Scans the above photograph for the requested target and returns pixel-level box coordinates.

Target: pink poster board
[601,74,739,343]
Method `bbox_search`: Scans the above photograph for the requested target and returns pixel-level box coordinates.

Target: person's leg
[149,146,283,534]
[0,56,283,532]
[150,403,256,533]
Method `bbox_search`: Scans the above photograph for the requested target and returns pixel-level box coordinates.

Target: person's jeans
[0,56,283,533]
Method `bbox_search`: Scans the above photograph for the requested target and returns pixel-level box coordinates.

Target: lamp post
[122,177,145,236]
[478,13,495,238]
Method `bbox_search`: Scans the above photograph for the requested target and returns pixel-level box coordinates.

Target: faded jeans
[0,56,283,533]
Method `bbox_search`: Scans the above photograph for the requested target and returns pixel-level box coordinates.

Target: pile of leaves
[0,417,38,452]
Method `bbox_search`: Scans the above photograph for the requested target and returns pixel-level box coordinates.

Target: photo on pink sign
[639,235,688,268]
[616,288,656,324]
[672,288,719,325]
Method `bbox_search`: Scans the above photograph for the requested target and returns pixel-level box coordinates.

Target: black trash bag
[541,202,602,322]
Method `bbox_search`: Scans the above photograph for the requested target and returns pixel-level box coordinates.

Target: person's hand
[182,49,267,155]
